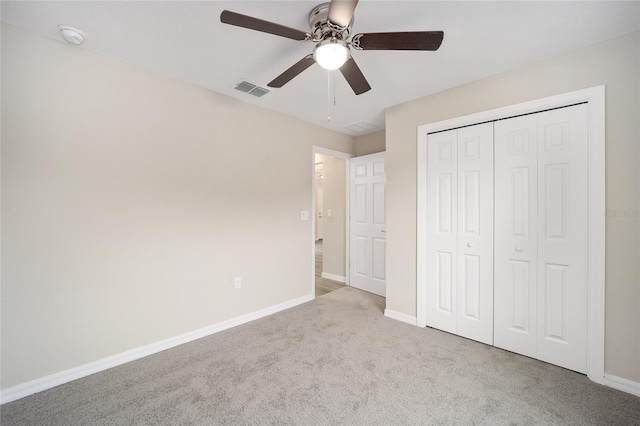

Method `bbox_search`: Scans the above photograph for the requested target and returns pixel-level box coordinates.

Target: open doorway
[312,147,353,297]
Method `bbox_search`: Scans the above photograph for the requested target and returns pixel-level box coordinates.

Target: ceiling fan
[220,0,444,95]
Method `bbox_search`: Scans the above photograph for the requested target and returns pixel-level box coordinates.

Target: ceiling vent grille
[234,80,270,98]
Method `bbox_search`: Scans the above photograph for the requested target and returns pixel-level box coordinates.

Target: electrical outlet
[234,277,241,289]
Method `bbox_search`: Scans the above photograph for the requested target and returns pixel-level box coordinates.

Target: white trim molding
[321,272,346,283]
[384,309,417,326]
[0,293,314,405]
[416,86,606,384]
[603,374,640,397]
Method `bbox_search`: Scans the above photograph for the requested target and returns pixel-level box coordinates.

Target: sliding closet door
[426,130,458,334]
[426,123,493,344]
[455,124,494,344]
[494,104,589,373]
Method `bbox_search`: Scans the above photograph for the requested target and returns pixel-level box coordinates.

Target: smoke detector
[58,25,85,45]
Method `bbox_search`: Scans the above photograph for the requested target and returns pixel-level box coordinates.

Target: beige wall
[316,155,347,279]
[386,31,640,382]
[0,25,354,389]
[354,130,385,156]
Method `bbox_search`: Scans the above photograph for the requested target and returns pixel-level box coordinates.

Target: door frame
[312,146,354,296]
[416,85,605,383]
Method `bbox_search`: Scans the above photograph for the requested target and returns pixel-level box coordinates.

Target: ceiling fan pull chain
[327,70,332,122]
[333,70,337,107]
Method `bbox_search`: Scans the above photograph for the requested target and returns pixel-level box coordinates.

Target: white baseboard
[0,293,314,405]
[603,373,640,397]
[384,309,417,326]
[321,272,346,283]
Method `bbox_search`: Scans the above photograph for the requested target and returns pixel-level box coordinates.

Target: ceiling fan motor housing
[308,2,353,42]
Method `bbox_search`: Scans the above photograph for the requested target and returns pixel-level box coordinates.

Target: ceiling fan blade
[328,0,359,29]
[220,10,309,41]
[352,31,444,51]
[339,57,371,95]
[268,55,316,88]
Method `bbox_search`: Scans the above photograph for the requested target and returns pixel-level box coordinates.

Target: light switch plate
[300,211,309,221]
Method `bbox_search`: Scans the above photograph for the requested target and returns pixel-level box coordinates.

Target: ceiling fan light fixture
[314,39,349,70]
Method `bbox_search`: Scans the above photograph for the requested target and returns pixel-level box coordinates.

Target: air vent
[233,80,270,98]
[235,81,255,93]
[249,86,270,97]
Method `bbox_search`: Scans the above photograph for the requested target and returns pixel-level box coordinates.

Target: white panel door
[426,123,493,343]
[536,105,589,373]
[455,124,494,345]
[494,104,589,373]
[349,152,386,296]
[426,130,458,333]
[494,114,539,358]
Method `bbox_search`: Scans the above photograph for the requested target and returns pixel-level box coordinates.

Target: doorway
[312,147,353,297]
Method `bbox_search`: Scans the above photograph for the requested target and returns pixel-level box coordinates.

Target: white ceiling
[2,1,639,136]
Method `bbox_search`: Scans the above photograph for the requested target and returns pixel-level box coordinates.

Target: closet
[425,103,589,374]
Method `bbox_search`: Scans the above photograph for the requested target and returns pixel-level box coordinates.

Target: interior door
[535,105,589,373]
[349,152,386,296]
[425,130,458,333]
[455,124,494,344]
[494,114,539,358]
[494,104,589,373]
[425,123,493,343]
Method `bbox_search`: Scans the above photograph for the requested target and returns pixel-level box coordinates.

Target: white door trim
[416,85,605,384]
[312,146,354,296]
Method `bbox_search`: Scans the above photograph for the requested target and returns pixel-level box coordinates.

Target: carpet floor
[2,287,639,425]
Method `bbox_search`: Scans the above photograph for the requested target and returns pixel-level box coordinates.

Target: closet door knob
[515,246,523,252]
[467,243,473,248]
